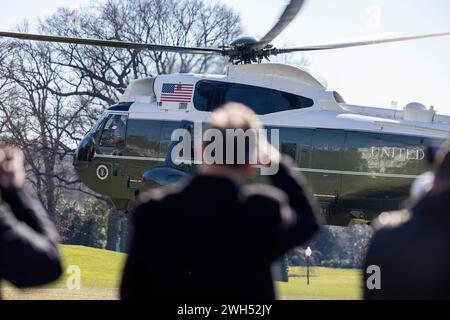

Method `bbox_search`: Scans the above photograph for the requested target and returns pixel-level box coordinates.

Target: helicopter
[1,0,450,226]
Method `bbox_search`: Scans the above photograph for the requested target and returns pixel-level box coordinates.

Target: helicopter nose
[73,134,96,165]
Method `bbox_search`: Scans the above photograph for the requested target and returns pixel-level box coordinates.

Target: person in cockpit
[101,115,126,147]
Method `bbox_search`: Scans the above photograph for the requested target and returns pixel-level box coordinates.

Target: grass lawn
[3,245,362,300]
[3,245,126,300]
[277,267,363,300]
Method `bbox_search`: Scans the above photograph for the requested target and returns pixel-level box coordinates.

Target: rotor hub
[225,36,277,64]
[229,35,260,47]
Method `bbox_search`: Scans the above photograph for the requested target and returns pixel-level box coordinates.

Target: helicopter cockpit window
[99,114,128,147]
[88,113,108,138]
[193,80,314,115]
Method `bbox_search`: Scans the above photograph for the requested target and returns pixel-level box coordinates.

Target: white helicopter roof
[227,63,327,89]
[119,63,450,140]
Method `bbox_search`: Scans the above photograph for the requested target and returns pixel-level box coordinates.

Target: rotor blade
[277,31,450,53]
[0,31,223,55]
[254,0,305,49]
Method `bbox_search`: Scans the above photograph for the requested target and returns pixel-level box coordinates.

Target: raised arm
[269,156,325,253]
[0,147,62,287]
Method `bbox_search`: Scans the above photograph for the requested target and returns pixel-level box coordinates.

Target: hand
[0,147,26,189]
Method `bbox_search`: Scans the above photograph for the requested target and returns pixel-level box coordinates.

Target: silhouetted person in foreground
[121,103,323,300]
[0,147,62,298]
[364,141,450,300]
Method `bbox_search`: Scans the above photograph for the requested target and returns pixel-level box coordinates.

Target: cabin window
[193,80,314,114]
[99,114,128,147]
[174,122,197,172]
[159,121,182,156]
[311,129,345,170]
[89,113,109,139]
[276,127,313,167]
[125,119,162,157]
[280,143,297,160]
[342,131,380,172]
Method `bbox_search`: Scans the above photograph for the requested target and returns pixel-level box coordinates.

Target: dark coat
[121,157,323,300]
[364,190,450,299]
[0,186,62,296]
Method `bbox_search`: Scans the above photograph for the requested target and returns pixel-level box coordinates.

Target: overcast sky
[1,0,450,114]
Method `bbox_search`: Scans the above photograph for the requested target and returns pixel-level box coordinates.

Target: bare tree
[0,40,101,220]
[0,0,242,246]
[38,0,242,105]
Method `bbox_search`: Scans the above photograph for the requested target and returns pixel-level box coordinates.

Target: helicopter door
[95,113,128,182]
[166,120,197,173]
[97,113,128,156]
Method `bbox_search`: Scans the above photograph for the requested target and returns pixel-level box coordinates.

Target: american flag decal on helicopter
[160,83,194,103]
